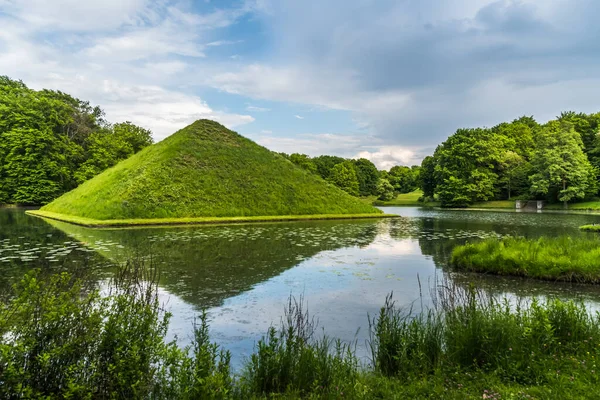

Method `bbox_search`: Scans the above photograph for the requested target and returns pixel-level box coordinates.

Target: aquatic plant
[3,263,600,398]
[450,235,600,283]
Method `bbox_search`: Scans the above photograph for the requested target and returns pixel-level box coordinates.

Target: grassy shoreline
[26,209,398,228]
[580,224,600,232]
[450,236,600,283]
[4,265,600,399]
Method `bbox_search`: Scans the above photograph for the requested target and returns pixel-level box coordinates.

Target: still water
[3,207,600,367]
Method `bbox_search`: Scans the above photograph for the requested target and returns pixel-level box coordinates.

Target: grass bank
[369,190,516,209]
[581,224,600,232]
[3,264,600,399]
[42,120,380,220]
[369,190,441,207]
[26,209,397,228]
[546,201,600,211]
[451,236,600,283]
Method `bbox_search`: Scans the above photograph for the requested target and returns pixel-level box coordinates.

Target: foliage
[0,77,152,205]
[420,156,436,198]
[41,120,380,220]
[419,112,600,207]
[327,160,361,197]
[239,296,359,398]
[530,121,592,207]
[288,153,317,174]
[0,264,232,399]
[352,158,380,196]
[388,165,421,194]
[3,267,600,399]
[450,235,600,283]
[74,122,153,183]
[433,127,507,207]
[376,178,395,201]
[312,155,346,180]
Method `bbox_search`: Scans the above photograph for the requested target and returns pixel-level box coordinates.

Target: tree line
[0,76,153,205]
[418,112,600,207]
[280,153,421,200]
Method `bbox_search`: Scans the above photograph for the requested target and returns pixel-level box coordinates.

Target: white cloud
[0,0,256,141]
[207,0,600,154]
[0,0,148,31]
[206,40,243,47]
[254,132,377,159]
[98,80,254,140]
[357,146,419,170]
[294,115,304,119]
[246,105,271,112]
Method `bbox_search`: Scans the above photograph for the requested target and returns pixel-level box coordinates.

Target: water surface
[3,207,600,366]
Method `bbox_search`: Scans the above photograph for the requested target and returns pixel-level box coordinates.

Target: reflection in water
[45,219,381,309]
[0,209,109,292]
[4,207,600,367]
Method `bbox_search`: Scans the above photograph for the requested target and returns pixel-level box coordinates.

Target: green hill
[30,120,384,226]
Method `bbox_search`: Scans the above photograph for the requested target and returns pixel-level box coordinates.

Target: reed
[450,235,600,283]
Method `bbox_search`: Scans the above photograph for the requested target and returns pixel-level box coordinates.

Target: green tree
[0,76,153,203]
[74,123,153,184]
[288,153,317,174]
[388,166,418,193]
[376,178,395,201]
[420,155,436,198]
[328,161,360,196]
[312,155,345,180]
[434,128,506,207]
[499,151,524,200]
[530,121,592,208]
[352,158,380,196]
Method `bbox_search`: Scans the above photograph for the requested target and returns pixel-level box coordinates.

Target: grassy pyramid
[38,119,381,222]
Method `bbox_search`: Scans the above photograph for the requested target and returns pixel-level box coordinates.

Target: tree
[74,123,153,184]
[433,128,506,206]
[328,161,360,196]
[288,153,317,174]
[530,121,592,208]
[388,166,417,193]
[420,156,436,198]
[376,178,395,201]
[312,155,345,180]
[0,76,152,204]
[352,158,380,196]
[499,151,524,200]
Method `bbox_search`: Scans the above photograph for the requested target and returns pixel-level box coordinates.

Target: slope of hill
[28,120,386,226]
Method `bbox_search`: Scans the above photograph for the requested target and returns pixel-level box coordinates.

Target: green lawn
[369,191,516,209]
[369,190,441,206]
[451,235,600,283]
[41,120,381,220]
[468,200,515,209]
[546,201,600,211]
[27,209,397,228]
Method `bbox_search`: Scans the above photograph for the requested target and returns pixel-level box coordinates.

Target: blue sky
[1,0,600,169]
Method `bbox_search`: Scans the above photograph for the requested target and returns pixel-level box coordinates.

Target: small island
[26,120,394,227]
[450,236,600,283]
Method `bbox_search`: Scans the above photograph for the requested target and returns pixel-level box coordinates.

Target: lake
[3,206,600,368]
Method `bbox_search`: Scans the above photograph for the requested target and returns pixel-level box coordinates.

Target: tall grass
[0,259,232,399]
[451,235,600,283]
[3,263,600,398]
[41,119,380,220]
[370,283,600,385]
[239,295,360,397]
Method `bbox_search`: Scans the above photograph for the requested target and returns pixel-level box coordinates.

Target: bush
[0,261,231,399]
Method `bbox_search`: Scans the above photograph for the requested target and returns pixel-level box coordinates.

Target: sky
[1,0,599,169]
